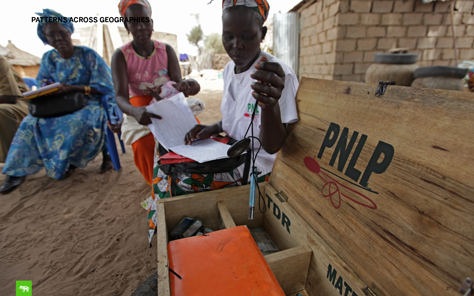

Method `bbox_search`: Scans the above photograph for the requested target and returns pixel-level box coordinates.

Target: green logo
[248,103,259,114]
[16,281,32,296]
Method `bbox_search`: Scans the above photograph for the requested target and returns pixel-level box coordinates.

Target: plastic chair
[100,96,126,171]
[110,104,126,154]
[22,77,38,89]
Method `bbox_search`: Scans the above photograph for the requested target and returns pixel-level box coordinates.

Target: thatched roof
[0,44,13,58]
[6,40,41,66]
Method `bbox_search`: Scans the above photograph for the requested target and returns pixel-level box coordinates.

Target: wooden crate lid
[269,78,474,295]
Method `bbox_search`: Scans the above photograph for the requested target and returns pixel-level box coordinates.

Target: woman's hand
[250,57,286,109]
[107,121,122,134]
[131,106,162,125]
[143,85,163,101]
[48,84,79,96]
[184,124,217,145]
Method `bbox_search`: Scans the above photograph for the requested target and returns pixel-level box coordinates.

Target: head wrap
[222,0,270,22]
[118,0,152,17]
[36,9,74,45]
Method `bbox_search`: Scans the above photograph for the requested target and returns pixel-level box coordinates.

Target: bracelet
[84,86,91,95]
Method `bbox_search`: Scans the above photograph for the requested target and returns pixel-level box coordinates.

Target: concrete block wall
[297,0,474,82]
[299,0,342,80]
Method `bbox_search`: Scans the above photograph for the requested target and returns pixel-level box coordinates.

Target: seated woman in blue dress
[0,9,116,193]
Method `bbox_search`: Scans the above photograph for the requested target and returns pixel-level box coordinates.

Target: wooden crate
[157,78,474,296]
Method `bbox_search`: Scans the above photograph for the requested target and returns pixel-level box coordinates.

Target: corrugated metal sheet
[273,12,300,75]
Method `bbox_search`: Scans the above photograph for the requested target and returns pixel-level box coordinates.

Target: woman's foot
[0,175,26,194]
[100,152,114,173]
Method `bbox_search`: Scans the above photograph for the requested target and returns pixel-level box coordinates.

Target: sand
[0,78,224,295]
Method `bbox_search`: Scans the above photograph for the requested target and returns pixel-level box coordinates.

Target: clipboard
[22,82,62,100]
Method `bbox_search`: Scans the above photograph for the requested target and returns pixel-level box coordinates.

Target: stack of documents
[146,93,230,163]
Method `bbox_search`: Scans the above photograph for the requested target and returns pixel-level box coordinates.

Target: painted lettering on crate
[327,264,358,296]
[318,122,394,187]
[266,194,291,234]
[304,122,395,210]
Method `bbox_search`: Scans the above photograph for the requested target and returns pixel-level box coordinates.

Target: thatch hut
[5,40,41,78]
[0,45,13,59]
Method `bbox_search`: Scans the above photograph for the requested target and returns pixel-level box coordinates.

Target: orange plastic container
[168,226,285,296]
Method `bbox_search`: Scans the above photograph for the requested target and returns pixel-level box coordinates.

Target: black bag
[28,92,88,118]
[158,143,251,196]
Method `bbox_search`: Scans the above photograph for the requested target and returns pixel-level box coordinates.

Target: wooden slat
[263,185,307,251]
[160,185,263,232]
[219,182,266,227]
[263,184,366,296]
[157,203,170,296]
[269,78,473,295]
[265,245,312,295]
[217,200,236,229]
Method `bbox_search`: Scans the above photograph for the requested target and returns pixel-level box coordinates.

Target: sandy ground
[0,78,224,296]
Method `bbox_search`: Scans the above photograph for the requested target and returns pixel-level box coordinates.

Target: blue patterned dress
[2,46,115,180]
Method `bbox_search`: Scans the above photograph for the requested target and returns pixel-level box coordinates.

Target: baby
[148,78,205,116]
[162,78,200,99]
[148,78,201,104]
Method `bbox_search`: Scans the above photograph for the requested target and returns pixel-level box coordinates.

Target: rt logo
[16,281,32,296]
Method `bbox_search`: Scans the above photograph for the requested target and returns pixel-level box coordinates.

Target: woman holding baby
[113,0,298,244]
[111,0,201,184]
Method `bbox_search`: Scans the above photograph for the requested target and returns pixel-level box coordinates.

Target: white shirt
[221,51,299,180]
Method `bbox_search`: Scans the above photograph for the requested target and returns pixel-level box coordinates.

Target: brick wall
[297,0,474,82]
[299,0,341,80]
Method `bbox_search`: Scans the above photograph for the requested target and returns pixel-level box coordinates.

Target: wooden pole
[450,2,459,66]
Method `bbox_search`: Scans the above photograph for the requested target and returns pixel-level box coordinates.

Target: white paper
[146,93,197,150]
[146,93,230,163]
[168,92,195,115]
[171,139,231,163]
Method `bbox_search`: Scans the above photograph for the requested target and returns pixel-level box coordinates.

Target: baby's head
[175,78,200,97]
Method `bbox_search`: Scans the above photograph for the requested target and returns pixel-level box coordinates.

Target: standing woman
[0,9,116,193]
[111,0,182,185]
[185,0,299,181]
[145,0,299,244]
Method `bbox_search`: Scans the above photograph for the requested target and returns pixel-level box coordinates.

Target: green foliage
[187,25,203,55]
[204,33,226,54]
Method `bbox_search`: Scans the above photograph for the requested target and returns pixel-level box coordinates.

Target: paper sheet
[171,139,231,163]
[146,93,196,150]
[146,93,230,163]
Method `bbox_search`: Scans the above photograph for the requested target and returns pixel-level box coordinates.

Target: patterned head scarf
[118,0,152,17]
[36,9,74,45]
[222,0,270,22]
